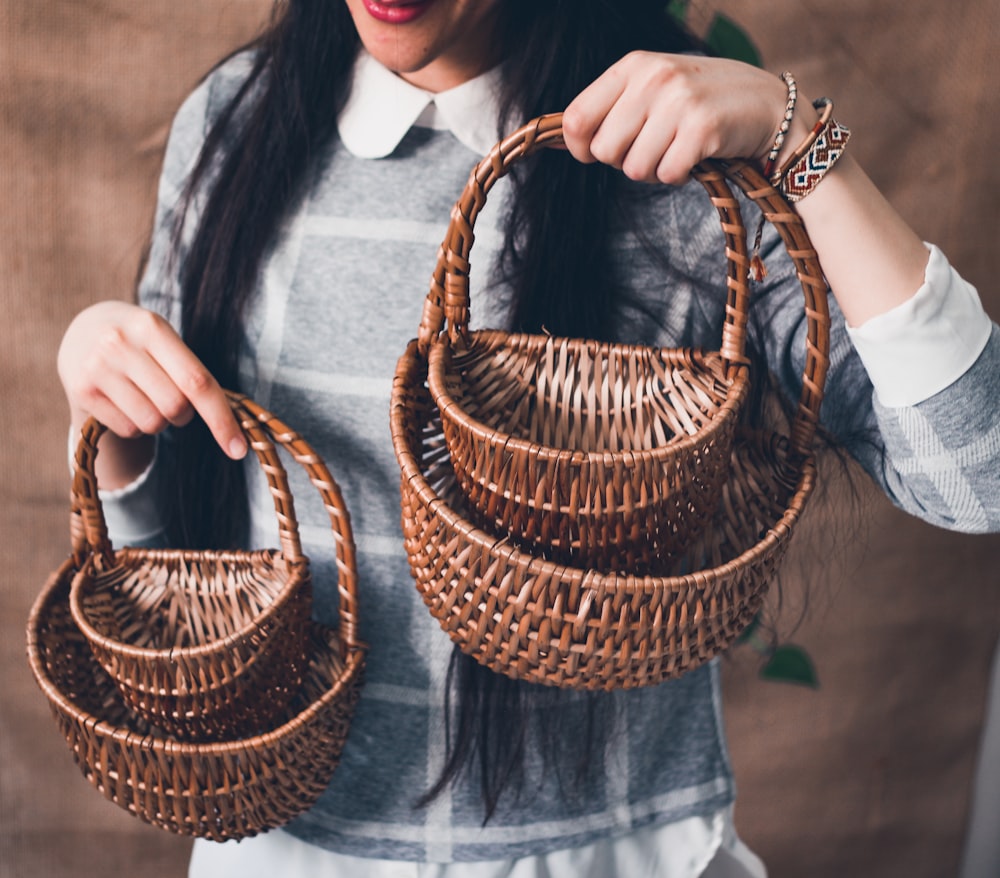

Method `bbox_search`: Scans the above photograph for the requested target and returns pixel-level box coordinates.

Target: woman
[57,1,1000,875]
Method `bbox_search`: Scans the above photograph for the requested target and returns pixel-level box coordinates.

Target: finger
[60,303,245,460]
[652,111,718,184]
[605,110,680,183]
[572,72,687,177]
[70,314,199,433]
[64,346,176,441]
[116,356,199,432]
[562,66,629,163]
[187,379,248,461]
[585,100,646,171]
[70,383,154,441]
[654,139,701,186]
[620,88,718,184]
[96,327,200,430]
[144,330,247,459]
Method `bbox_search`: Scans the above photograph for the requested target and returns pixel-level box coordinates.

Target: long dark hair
[164,0,703,822]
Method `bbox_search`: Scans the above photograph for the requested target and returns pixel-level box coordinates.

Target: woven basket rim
[428,331,751,465]
[67,547,309,662]
[395,369,816,593]
[28,558,365,758]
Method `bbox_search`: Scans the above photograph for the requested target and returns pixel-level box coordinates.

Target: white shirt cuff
[846,243,993,407]
[67,427,166,545]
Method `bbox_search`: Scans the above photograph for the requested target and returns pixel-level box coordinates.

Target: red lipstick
[361,0,434,25]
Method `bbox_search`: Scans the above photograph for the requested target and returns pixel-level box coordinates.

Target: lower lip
[361,0,434,24]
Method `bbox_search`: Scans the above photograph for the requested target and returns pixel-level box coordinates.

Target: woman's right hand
[58,300,247,488]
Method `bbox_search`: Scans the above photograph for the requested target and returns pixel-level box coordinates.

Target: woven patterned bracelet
[768,97,850,202]
[781,115,851,201]
[748,97,847,280]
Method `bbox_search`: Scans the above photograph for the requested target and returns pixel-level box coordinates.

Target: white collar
[337,49,503,159]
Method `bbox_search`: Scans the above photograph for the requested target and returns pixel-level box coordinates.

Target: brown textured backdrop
[1,2,997,876]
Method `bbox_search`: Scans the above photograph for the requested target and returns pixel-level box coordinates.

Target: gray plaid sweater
[116,57,1000,862]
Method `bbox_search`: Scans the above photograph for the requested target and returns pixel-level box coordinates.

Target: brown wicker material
[67,392,364,741]
[27,559,364,841]
[419,113,755,571]
[391,115,831,690]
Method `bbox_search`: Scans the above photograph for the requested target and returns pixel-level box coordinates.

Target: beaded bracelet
[747,72,799,281]
[762,72,798,179]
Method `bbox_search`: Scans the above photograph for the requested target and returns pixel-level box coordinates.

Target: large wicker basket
[418,113,755,572]
[28,561,364,840]
[28,393,365,837]
[391,116,830,690]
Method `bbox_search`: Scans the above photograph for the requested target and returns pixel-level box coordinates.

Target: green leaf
[666,0,690,25]
[759,644,820,688]
[735,612,762,646]
[705,14,763,67]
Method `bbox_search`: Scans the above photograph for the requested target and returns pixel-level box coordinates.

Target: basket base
[27,562,364,841]
[395,375,815,691]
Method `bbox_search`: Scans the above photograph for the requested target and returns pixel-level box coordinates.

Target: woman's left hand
[562,51,790,184]
[563,50,933,331]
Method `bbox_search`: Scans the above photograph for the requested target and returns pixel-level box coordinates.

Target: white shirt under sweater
[94,49,998,878]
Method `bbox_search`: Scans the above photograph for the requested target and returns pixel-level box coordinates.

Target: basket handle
[415,112,752,373]
[71,392,304,568]
[415,112,829,458]
[228,393,363,654]
[68,391,363,653]
[711,158,830,456]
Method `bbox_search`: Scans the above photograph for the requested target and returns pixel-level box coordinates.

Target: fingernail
[229,437,248,459]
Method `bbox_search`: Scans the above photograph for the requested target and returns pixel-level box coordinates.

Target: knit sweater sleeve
[750,222,1000,534]
[869,325,1000,532]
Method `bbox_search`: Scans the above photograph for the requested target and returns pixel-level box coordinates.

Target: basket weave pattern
[392,113,831,690]
[398,394,815,688]
[71,548,311,741]
[433,338,744,571]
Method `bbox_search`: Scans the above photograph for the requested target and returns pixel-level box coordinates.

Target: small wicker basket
[391,115,830,690]
[28,393,365,837]
[418,113,755,571]
[66,392,359,741]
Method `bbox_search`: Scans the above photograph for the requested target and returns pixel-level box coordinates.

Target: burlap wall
[1,2,997,876]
